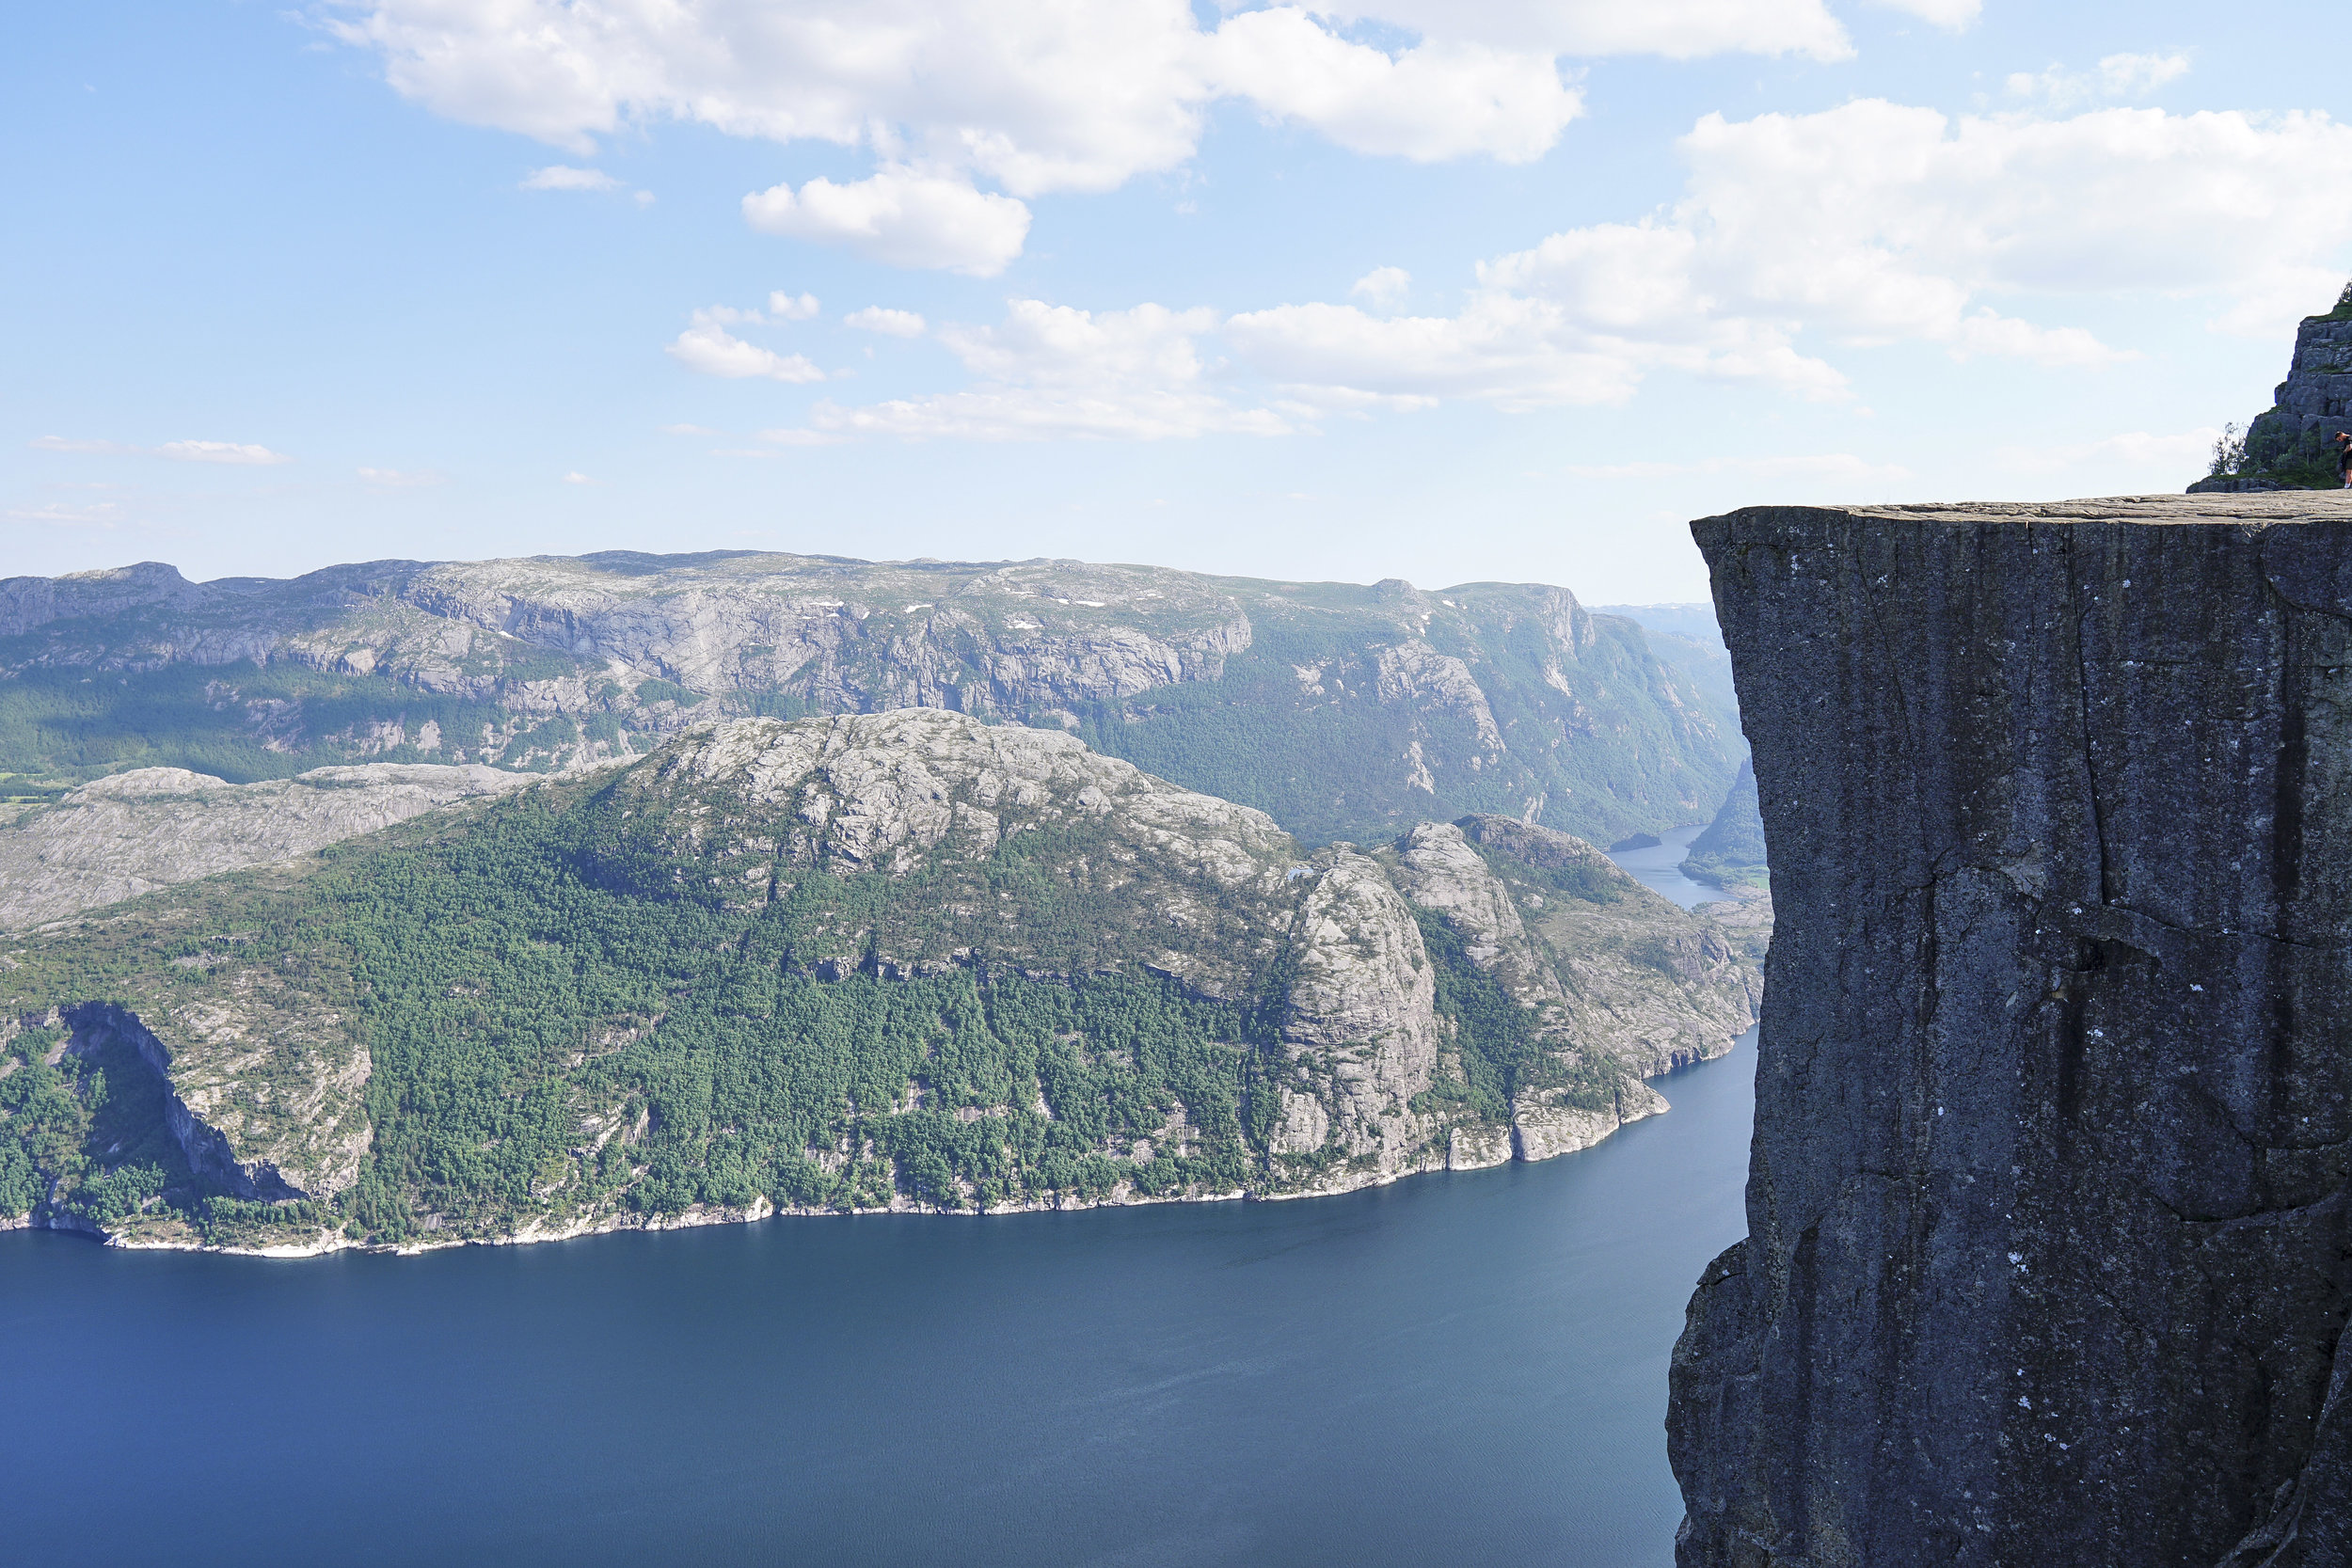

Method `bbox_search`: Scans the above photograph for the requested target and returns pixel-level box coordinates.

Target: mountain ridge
[0,549,1742,851]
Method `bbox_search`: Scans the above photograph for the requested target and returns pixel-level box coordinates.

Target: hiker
[2338,431,2352,487]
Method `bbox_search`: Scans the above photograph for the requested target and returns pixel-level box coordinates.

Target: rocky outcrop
[2191,283,2352,492]
[0,763,541,929]
[1671,495,2352,1568]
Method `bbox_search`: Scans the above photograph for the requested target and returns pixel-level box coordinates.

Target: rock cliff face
[0,763,539,929]
[2192,283,2352,492]
[1,712,1758,1252]
[1670,495,2352,1567]
[0,549,1740,849]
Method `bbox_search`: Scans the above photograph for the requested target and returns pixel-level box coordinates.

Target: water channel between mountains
[1,833,1756,1568]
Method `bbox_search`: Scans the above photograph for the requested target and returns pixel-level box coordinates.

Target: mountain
[0,551,1742,850]
[1677,758,1766,890]
[2191,278,2352,492]
[0,712,1761,1253]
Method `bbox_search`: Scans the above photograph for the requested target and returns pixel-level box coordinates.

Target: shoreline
[7,1040,1735,1259]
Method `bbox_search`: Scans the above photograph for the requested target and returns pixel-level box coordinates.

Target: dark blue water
[1,1035,1755,1568]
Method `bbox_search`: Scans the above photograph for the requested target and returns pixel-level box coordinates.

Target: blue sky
[6,1,2347,600]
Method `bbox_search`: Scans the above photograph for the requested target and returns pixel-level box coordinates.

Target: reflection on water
[1606,824,1723,910]
[0,1033,1759,1568]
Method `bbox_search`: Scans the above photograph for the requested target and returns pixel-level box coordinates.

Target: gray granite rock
[0,763,542,930]
[1671,493,2352,1567]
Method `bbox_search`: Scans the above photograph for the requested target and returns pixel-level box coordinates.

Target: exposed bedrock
[1668,495,2352,1568]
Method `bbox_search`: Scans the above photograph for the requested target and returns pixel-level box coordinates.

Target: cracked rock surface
[1670,495,2352,1568]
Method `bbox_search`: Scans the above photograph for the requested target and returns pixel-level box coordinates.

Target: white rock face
[1274,850,1443,1189]
[0,763,539,930]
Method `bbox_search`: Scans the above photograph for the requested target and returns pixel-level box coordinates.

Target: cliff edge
[1670,494,2352,1567]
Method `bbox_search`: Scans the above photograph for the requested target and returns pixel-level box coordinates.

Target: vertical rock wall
[1669,497,2352,1567]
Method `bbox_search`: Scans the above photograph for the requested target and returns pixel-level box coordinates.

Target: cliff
[0,711,1759,1253]
[0,550,1741,850]
[1669,494,2352,1567]
[2193,281,2352,492]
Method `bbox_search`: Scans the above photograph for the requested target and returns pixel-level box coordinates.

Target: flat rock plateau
[0,711,1763,1256]
[1669,494,2352,1567]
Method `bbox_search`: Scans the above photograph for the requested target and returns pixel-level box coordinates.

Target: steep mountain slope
[0,551,1741,848]
[1677,759,1766,890]
[0,712,1758,1253]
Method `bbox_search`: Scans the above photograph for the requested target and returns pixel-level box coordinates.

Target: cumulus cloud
[520,165,618,191]
[666,307,826,382]
[768,292,821,320]
[743,168,1031,276]
[846,307,928,337]
[2009,53,2192,109]
[1307,0,1851,60]
[7,500,123,528]
[333,1,1668,195]
[1350,267,1412,308]
[769,299,1290,442]
[1866,0,1980,29]
[1235,99,2352,411]
[1209,11,1578,164]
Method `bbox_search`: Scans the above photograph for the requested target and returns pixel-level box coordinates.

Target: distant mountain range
[1,553,1743,850]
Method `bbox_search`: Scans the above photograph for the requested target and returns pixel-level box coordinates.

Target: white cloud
[1351,267,1412,308]
[846,307,929,337]
[358,466,445,488]
[562,471,601,484]
[1208,11,1580,164]
[768,292,821,321]
[666,308,826,382]
[2009,53,2191,109]
[770,299,1291,442]
[1866,0,1980,29]
[157,440,293,465]
[743,168,1031,276]
[520,165,618,191]
[1308,0,1851,60]
[334,0,1747,198]
[31,434,292,464]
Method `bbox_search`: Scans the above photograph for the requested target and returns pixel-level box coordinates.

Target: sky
[5,1,2348,602]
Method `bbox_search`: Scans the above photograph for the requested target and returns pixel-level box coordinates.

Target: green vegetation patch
[1,778,1308,1245]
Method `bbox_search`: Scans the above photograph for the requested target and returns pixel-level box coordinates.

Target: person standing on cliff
[2336,430,2352,487]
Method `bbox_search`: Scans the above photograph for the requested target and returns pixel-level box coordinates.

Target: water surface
[1608,824,1720,910]
[1,1032,1755,1567]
